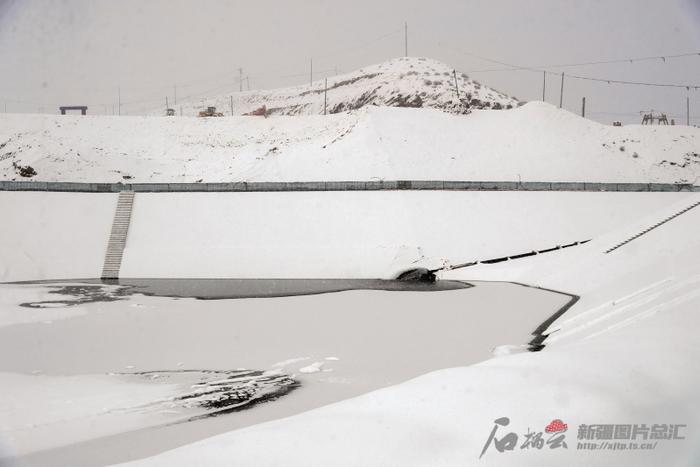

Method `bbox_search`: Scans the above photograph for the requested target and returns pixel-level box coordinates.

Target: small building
[59,106,88,115]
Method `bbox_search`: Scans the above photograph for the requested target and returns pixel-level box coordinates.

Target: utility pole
[180,106,183,116]
[324,78,328,115]
[310,58,313,86]
[581,97,586,118]
[118,87,121,116]
[542,71,546,101]
[239,68,243,92]
[166,96,169,110]
[404,22,408,57]
[174,85,177,105]
[246,76,250,91]
[559,72,564,109]
[453,70,460,101]
[687,95,690,126]
[230,95,234,116]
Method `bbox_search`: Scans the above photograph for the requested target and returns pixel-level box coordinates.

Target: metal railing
[0,180,697,193]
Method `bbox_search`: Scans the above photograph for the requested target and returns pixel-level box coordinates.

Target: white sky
[1,0,700,123]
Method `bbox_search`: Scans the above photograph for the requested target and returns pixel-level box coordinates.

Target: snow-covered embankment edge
[112,195,700,466]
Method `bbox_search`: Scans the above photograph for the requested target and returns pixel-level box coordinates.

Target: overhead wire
[451,48,700,89]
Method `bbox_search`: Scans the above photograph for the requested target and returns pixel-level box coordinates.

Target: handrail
[0,180,696,193]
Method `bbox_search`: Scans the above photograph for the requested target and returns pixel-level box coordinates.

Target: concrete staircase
[605,200,700,254]
[101,191,135,280]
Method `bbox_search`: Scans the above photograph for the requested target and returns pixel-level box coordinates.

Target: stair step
[101,191,135,280]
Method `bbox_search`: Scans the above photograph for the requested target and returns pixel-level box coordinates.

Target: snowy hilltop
[1,102,700,184]
[164,57,520,117]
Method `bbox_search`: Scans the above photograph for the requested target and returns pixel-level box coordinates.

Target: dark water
[14,278,471,307]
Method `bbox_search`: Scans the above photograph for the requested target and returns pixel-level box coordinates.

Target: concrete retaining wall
[0,180,697,193]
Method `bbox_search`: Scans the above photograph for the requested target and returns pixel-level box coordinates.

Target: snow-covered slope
[167,57,519,117]
[2,103,700,183]
[114,194,700,467]
[3,191,686,282]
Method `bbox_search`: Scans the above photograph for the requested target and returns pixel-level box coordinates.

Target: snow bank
[115,301,700,467]
[0,372,179,456]
[114,195,700,467]
[0,282,115,327]
[2,103,699,184]
[0,191,689,282]
[119,191,682,279]
[0,192,116,281]
[442,193,700,318]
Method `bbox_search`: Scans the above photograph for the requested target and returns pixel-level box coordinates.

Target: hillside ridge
[167,57,521,117]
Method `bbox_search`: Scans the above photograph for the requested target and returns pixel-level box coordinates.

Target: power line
[561,73,700,90]
[461,66,700,89]
[279,68,335,79]
[453,48,700,89]
[314,26,403,60]
[458,64,700,89]
[589,110,700,118]
[534,52,700,69]
[462,51,700,72]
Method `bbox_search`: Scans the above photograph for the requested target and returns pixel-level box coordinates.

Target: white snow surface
[2,103,700,183]
[0,282,118,327]
[114,195,700,466]
[0,281,567,460]
[0,192,115,282]
[1,191,688,281]
[299,362,325,374]
[119,191,687,280]
[0,372,179,457]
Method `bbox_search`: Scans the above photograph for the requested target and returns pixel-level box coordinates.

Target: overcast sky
[1,0,700,123]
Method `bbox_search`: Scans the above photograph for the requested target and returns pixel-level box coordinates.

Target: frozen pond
[0,279,572,467]
[13,277,469,302]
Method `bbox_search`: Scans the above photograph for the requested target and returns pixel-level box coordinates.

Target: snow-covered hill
[2,102,700,183]
[166,57,520,117]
